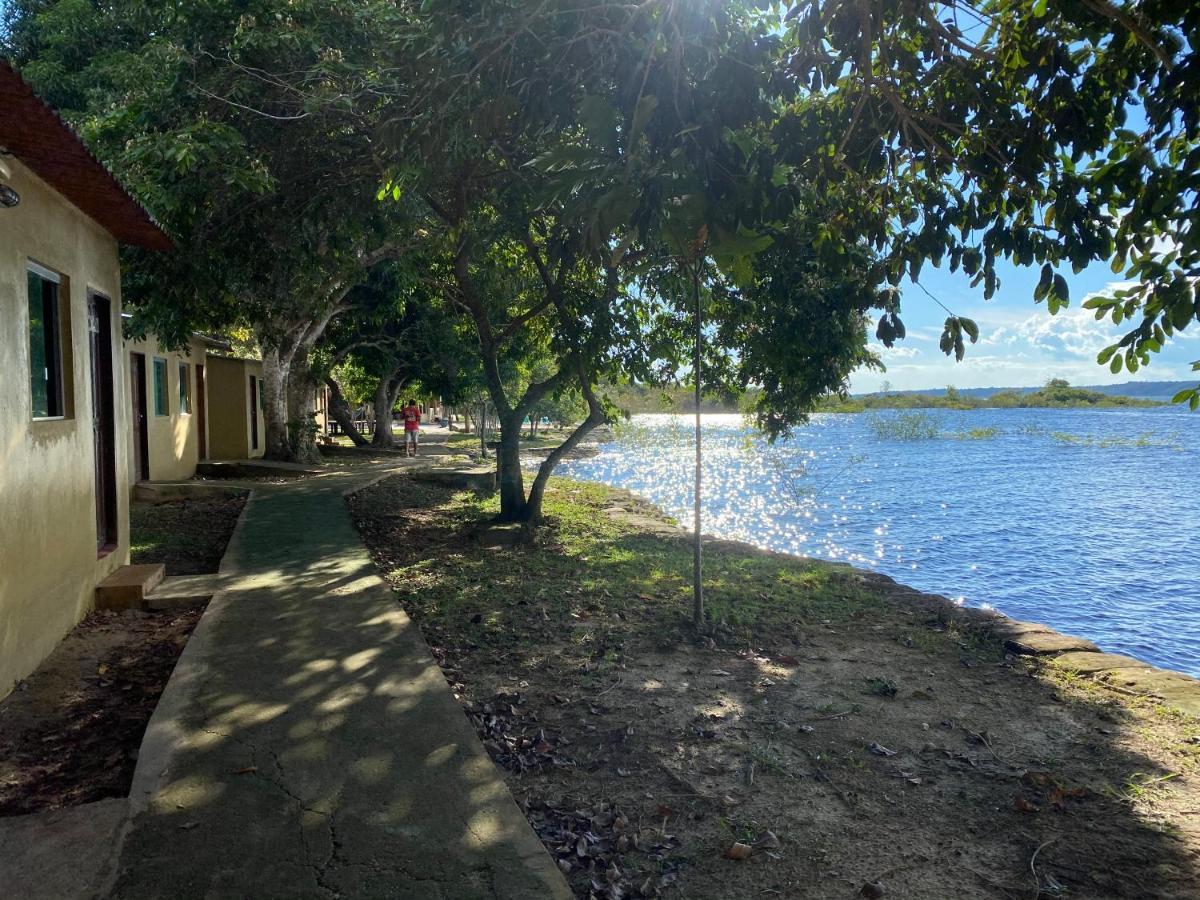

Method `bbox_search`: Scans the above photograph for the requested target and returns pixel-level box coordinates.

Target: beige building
[124,332,226,481]
[0,60,170,698]
[204,354,267,461]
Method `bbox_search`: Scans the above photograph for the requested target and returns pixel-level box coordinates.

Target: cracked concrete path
[106,463,570,899]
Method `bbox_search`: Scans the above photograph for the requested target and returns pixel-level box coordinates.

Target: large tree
[318,262,464,449]
[4,0,410,461]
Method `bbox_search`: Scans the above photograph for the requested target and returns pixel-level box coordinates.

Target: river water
[559,408,1200,677]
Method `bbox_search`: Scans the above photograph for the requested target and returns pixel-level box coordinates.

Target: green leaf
[628,94,658,149]
[1052,273,1070,307]
[1171,388,1195,404]
[959,317,979,343]
[579,95,619,151]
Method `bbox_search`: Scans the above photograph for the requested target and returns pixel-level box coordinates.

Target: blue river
[560,408,1200,677]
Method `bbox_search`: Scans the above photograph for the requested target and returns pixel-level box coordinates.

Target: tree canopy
[4,0,1197,482]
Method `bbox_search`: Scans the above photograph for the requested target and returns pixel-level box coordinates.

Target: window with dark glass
[28,264,64,418]
[153,357,169,416]
[178,362,191,414]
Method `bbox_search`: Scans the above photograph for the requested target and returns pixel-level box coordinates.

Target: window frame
[27,262,66,420]
[178,361,191,415]
[152,356,170,417]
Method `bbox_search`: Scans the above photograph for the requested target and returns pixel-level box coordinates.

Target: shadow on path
[107,464,568,899]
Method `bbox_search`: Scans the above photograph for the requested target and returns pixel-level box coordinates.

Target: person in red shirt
[402,399,421,457]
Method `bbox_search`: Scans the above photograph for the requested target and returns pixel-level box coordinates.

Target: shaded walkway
[107,463,568,898]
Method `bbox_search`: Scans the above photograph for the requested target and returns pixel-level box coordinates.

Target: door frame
[249,374,260,452]
[88,292,118,554]
[130,352,150,481]
[196,362,208,461]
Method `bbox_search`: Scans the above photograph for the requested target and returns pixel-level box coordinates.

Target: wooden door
[196,363,208,460]
[249,375,260,451]
[89,293,118,551]
[130,353,149,480]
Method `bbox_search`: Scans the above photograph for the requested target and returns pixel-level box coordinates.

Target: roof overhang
[0,59,172,252]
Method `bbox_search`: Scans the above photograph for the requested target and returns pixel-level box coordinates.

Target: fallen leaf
[724,842,753,860]
[753,830,781,849]
[233,766,257,775]
[868,742,897,757]
[1013,796,1039,813]
[1050,786,1086,808]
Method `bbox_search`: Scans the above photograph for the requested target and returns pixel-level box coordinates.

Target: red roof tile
[0,59,171,251]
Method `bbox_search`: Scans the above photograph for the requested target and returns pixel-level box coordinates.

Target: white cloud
[866,342,922,359]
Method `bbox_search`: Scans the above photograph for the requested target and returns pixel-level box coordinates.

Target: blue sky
[851,258,1199,392]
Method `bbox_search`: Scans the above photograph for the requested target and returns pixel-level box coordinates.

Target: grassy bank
[349,477,1199,899]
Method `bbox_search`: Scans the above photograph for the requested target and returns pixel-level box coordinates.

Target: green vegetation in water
[866,411,944,440]
[947,426,1001,440]
[1050,431,1183,450]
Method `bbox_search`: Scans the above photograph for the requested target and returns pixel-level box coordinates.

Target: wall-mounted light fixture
[0,154,16,207]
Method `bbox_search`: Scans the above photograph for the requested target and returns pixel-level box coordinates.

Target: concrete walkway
[106,463,569,899]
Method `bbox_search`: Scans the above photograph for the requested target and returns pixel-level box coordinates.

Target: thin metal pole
[692,262,703,627]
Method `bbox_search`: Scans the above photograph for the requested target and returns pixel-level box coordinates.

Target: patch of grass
[863,676,898,698]
[351,476,884,656]
[1110,771,1180,805]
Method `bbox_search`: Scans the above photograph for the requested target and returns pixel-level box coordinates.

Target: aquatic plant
[866,411,943,440]
[1050,431,1182,450]
[947,426,1001,440]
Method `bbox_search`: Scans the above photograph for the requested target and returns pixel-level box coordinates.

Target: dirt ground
[350,476,1200,900]
[130,492,246,574]
[0,607,204,816]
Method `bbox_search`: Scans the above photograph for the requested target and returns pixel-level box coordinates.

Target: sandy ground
[0,607,204,816]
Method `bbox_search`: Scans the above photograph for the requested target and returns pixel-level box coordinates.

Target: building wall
[124,333,208,482]
[205,356,266,460]
[0,157,130,698]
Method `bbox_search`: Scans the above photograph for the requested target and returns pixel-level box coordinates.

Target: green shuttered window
[27,264,64,419]
[153,357,169,416]
[178,362,191,414]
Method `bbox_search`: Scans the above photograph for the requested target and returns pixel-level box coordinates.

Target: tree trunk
[261,346,292,461]
[286,363,321,465]
[326,377,368,447]
[371,375,406,448]
[524,411,603,525]
[371,380,395,448]
[495,412,527,521]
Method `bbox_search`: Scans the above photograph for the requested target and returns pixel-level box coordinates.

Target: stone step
[142,574,224,611]
[95,564,165,611]
[412,466,496,492]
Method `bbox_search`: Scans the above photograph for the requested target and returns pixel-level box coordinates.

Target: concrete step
[94,564,165,611]
[143,574,223,611]
[412,465,497,492]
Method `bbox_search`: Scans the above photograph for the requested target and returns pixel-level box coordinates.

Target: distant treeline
[603,379,1161,415]
[821,379,1161,411]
